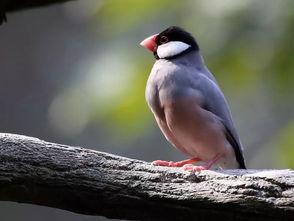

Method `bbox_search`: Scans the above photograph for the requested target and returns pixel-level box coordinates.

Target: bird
[140,26,246,171]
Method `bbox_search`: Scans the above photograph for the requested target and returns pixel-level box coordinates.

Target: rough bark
[0,133,293,221]
[0,0,75,24]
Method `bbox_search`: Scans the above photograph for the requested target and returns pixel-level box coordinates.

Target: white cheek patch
[157,41,190,59]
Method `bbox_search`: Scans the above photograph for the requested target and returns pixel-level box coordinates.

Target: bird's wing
[196,73,246,169]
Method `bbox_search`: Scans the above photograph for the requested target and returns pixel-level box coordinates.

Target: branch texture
[0,133,293,221]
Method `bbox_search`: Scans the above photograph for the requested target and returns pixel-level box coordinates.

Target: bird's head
[140,26,199,59]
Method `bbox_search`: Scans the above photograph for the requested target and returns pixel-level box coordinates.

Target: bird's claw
[152,158,200,167]
[182,164,207,172]
[152,160,178,167]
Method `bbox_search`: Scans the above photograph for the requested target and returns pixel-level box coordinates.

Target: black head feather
[153,26,199,59]
[156,26,199,50]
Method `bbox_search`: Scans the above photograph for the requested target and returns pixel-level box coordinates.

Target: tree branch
[0,0,75,24]
[0,133,293,220]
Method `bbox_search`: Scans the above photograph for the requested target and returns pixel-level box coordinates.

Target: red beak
[140,34,158,52]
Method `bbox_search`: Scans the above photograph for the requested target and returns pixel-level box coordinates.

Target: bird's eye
[159,36,168,44]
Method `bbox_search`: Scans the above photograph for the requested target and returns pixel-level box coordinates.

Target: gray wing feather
[197,73,246,169]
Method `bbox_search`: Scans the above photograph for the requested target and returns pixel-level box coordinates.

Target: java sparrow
[140,26,246,171]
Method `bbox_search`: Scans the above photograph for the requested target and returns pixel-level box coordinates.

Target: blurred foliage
[101,62,152,136]
[97,0,181,34]
[276,121,294,168]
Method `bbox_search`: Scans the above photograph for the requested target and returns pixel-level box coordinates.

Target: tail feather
[224,126,246,169]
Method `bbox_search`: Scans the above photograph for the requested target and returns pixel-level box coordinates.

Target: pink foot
[152,158,200,167]
[182,154,223,172]
[182,164,207,172]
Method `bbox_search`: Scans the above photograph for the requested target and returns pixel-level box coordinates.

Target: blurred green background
[0,0,293,220]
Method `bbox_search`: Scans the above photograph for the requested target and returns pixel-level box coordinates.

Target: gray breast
[145,59,203,114]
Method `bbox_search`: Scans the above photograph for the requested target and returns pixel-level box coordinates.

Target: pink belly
[163,99,227,161]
